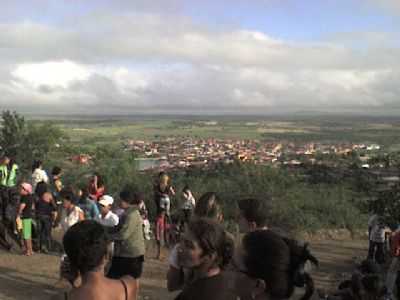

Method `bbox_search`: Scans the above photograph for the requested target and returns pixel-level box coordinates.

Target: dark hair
[35,181,48,198]
[60,188,77,204]
[182,185,190,193]
[120,188,135,205]
[63,220,109,275]
[133,191,145,205]
[238,198,271,227]
[93,173,104,187]
[52,166,62,176]
[32,160,43,172]
[194,192,221,219]
[187,218,234,269]
[242,230,318,300]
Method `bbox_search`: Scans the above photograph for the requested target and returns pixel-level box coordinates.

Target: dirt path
[0,239,368,300]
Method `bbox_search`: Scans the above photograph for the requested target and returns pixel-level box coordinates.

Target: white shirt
[97,211,119,227]
[31,168,49,190]
[61,206,83,233]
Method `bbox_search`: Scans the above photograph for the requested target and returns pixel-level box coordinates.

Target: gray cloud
[0,11,399,113]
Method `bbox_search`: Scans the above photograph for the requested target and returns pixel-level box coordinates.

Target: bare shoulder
[121,275,139,297]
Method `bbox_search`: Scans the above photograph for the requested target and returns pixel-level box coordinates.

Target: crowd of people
[1,154,400,300]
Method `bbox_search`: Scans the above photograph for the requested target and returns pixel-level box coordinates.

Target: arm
[18,203,26,216]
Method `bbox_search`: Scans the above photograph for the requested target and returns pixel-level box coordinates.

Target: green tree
[0,110,65,169]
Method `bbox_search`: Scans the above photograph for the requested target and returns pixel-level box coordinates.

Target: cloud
[0,11,399,113]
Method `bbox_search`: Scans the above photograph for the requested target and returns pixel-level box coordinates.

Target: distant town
[124,137,383,171]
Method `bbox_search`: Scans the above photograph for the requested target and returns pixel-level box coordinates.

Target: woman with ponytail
[174,218,236,300]
[235,230,318,300]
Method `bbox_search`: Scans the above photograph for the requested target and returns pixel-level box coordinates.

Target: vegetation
[4,110,400,233]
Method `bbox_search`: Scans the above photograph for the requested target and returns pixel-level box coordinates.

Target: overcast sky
[1,0,400,114]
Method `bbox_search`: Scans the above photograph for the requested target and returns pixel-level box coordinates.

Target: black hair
[194,192,221,219]
[182,185,190,193]
[120,188,135,205]
[238,198,271,228]
[52,166,62,176]
[32,160,43,172]
[242,230,318,300]
[35,181,48,198]
[133,191,145,205]
[187,218,234,269]
[63,220,109,275]
[60,188,77,204]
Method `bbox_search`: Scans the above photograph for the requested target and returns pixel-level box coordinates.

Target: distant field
[31,115,400,149]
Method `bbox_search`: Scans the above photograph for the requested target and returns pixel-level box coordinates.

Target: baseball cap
[99,195,114,207]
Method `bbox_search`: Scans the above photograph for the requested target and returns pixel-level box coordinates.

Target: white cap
[99,195,114,207]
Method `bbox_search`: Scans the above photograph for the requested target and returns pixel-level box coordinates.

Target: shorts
[107,256,144,279]
[22,218,32,240]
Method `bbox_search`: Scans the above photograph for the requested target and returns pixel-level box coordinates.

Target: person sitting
[58,220,138,300]
[174,218,235,300]
[234,229,318,300]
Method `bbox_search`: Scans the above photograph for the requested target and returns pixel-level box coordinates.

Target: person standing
[31,160,49,192]
[36,192,57,253]
[17,183,34,256]
[77,187,100,220]
[108,188,145,280]
[60,189,84,234]
[50,166,63,205]
[97,195,119,227]
[181,185,196,226]
[88,173,105,201]
[0,156,10,222]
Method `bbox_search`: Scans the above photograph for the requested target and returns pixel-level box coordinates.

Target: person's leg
[37,217,44,252]
[386,257,400,298]
[44,217,52,251]
[22,219,33,255]
[130,256,144,279]
[376,242,385,264]
[368,240,375,260]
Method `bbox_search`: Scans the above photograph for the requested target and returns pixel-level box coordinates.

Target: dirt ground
[0,238,368,300]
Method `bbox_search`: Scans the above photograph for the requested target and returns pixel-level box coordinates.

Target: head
[182,185,190,194]
[42,192,53,203]
[178,218,234,272]
[63,220,111,275]
[119,188,135,209]
[238,230,318,300]
[194,192,222,221]
[32,160,43,172]
[20,182,33,196]
[35,181,48,198]
[52,166,62,178]
[1,156,10,165]
[61,189,77,209]
[99,195,114,215]
[133,191,145,206]
[237,198,271,233]
[159,172,169,185]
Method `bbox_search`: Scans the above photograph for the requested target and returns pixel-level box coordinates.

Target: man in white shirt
[97,195,119,227]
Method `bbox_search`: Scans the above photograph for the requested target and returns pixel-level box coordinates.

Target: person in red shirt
[386,227,400,299]
[88,173,105,201]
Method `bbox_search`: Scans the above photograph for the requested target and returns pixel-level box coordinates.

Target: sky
[1,0,400,114]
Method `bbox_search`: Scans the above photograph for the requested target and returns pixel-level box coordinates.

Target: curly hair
[63,220,110,275]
